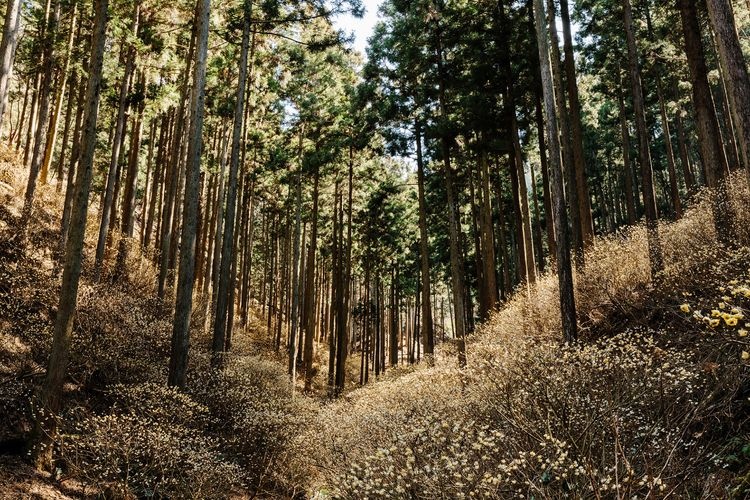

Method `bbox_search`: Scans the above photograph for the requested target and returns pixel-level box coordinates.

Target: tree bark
[623,0,663,277]
[414,121,435,361]
[168,0,211,388]
[0,0,22,126]
[678,0,733,244]
[533,0,578,343]
[303,160,320,391]
[212,2,251,363]
[29,0,109,469]
[95,7,138,274]
[22,0,60,225]
[706,0,750,178]
[560,0,594,247]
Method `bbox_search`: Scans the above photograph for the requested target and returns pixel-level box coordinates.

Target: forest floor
[2,148,750,498]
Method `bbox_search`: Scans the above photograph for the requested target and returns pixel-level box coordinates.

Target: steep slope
[300,181,750,498]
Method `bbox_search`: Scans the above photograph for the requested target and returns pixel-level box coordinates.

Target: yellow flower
[711,310,721,318]
[709,318,721,328]
[719,302,727,310]
[738,330,748,337]
[680,304,690,313]
[742,351,750,361]
[725,317,738,327]
[723,296,732,302]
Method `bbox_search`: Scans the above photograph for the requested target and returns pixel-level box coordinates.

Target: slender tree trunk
[533,0,577,343]
[527,7,557,261]
[168,0,211,388]
[212,2,251,363]
[303,160,320,392]
[435,25,467,366]
[678,0,733,244]
[617,70,637,224]
[414,121,435,362]
[289,129,304,376]
[547,0,582,264]
[560,0,594,247]
[60,68,87,250]
[42,3,77,186]
[55,67,77,191]
[114,74,145,278]
[623,0,663,276]
[334,143,353,393]
[29,0,108,469]
[0,0,23,126]
[656,80,682,218]
[22,0,60,225]
[674,100,695,192]
[159,30,196,299]
[95,7,138,274]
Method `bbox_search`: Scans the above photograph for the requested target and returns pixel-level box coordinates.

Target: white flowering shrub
[318,330,713,499]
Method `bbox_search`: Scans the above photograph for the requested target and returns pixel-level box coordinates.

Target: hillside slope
[2,153,750,498]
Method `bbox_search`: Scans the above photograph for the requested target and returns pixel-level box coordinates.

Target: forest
[0,0,749,497]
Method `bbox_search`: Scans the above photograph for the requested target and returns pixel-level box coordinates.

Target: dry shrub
[312,330,734,498]
[303,178,750,498]
[70,284,171,386]
[188,355,314,494]
[61,384,244,499]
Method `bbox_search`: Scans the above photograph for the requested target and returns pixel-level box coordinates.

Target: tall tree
[705,0,750,176]
[29,0,109,469]
[677,0,733,243]
[559,0,594,247]
[168,0,211,388]
[213,1,252,364]
[0,0,23,125]
[533,0,577,343]
[623,0,663,277]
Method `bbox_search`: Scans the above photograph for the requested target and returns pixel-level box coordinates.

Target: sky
[333,0,384,56]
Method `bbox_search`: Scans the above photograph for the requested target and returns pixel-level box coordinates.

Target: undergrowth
[2,156,750,498]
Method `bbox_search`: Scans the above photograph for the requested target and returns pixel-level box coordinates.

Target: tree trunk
[623,0,663,276]
[414,121,435,362]
[212,2,251,364]
[41,3,77,186]
[0,0,22,126]
[560,0,594,247]
[617,70,637,224]
[533,0,577,343]
[547,0,582,264]
[656,80,682,218]
[95,7,139,274]
[158,29,196,299]
[678,0,733,244]
[303,160,320,392]
[706,0,750,179]
[168,0,211,388]
[114,74,145,278]
[434,14,467,367]
[22,0,60,225]
[334,142,353,394]
[29,0,108,469]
